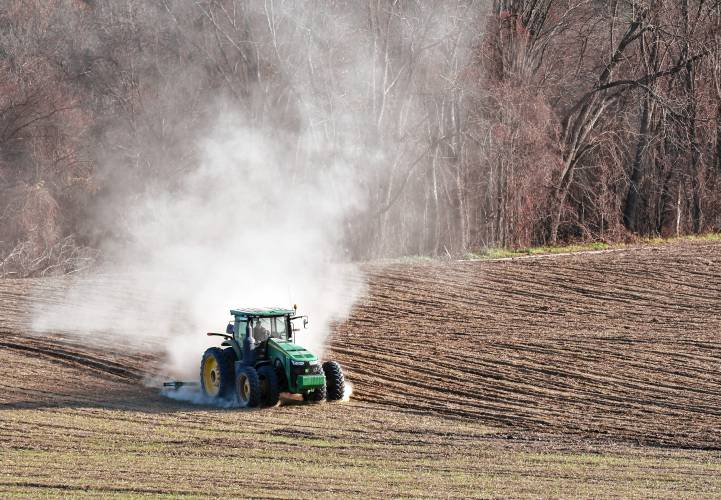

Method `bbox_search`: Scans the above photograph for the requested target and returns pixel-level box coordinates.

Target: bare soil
[1,241,720,497]
[335,241,721,450]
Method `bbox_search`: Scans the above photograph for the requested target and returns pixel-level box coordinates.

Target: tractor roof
[230,307,295,318]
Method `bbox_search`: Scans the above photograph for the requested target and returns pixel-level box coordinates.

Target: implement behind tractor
[199,306,345,407]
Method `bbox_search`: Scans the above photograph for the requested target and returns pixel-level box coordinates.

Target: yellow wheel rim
[202,356,220,397]
[239,376,250,402]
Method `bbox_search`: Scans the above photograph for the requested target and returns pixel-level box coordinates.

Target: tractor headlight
[291,360,305,366]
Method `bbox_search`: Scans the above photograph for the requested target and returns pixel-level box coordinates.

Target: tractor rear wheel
[258,365,280,407]
[323,361,345,401]
[236,367,261,408]
[200,347,234,399]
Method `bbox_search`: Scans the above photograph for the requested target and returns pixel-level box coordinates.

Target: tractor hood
[267,339,318,363]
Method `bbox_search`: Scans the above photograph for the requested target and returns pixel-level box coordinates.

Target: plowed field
[1,241,721,497]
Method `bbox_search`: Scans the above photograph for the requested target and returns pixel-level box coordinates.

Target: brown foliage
[1,0,721,271]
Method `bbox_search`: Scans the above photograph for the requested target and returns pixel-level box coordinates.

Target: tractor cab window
[251,318,271,343]
[250,317,288,343]
[234,320,247,342]
[269,317,289,340]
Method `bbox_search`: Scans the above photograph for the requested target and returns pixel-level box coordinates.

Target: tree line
[1,0,720,275]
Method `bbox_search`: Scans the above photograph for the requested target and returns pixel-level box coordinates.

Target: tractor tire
[258,365,280,407]
[236,366,261,408]
[222,346,238,364]
[303,383,326,403]
[323,361,345,401]
[200,347,234,399]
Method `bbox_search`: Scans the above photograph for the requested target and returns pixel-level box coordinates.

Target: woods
[1,0,720,275]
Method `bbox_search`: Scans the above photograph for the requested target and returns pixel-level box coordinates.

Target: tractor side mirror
[303,318,309,329]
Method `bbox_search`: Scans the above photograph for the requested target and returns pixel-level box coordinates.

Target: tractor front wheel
[236,367,261,408]
[200,347,234,399]
[323,361,345,401]
[258,365,280,407]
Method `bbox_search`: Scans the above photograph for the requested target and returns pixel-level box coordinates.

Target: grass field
[2,400,719,498]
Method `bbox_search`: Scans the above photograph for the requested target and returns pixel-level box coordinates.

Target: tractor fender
[221,338,242,361]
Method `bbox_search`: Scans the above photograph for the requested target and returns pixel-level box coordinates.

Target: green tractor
[199,307,346,407]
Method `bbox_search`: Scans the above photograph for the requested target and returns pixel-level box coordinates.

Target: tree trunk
[549,155,576,245]
[494,157,504,246]
[682,0,702,233]
[623,93,653,232]
[716,102,721,173]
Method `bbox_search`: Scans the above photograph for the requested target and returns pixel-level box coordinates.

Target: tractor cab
[229,308,296,344]
[227,307,305,365]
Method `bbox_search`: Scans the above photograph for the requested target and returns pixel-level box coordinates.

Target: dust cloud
[32,117,366,381]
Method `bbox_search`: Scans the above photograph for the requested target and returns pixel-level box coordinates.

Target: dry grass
[1,400,719,498]
[463,232,721,261]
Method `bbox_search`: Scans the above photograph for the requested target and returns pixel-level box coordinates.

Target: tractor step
[163,381,199,390]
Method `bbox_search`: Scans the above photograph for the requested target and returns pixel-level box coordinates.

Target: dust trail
[341,381,354,402]
[161,386,239,408]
